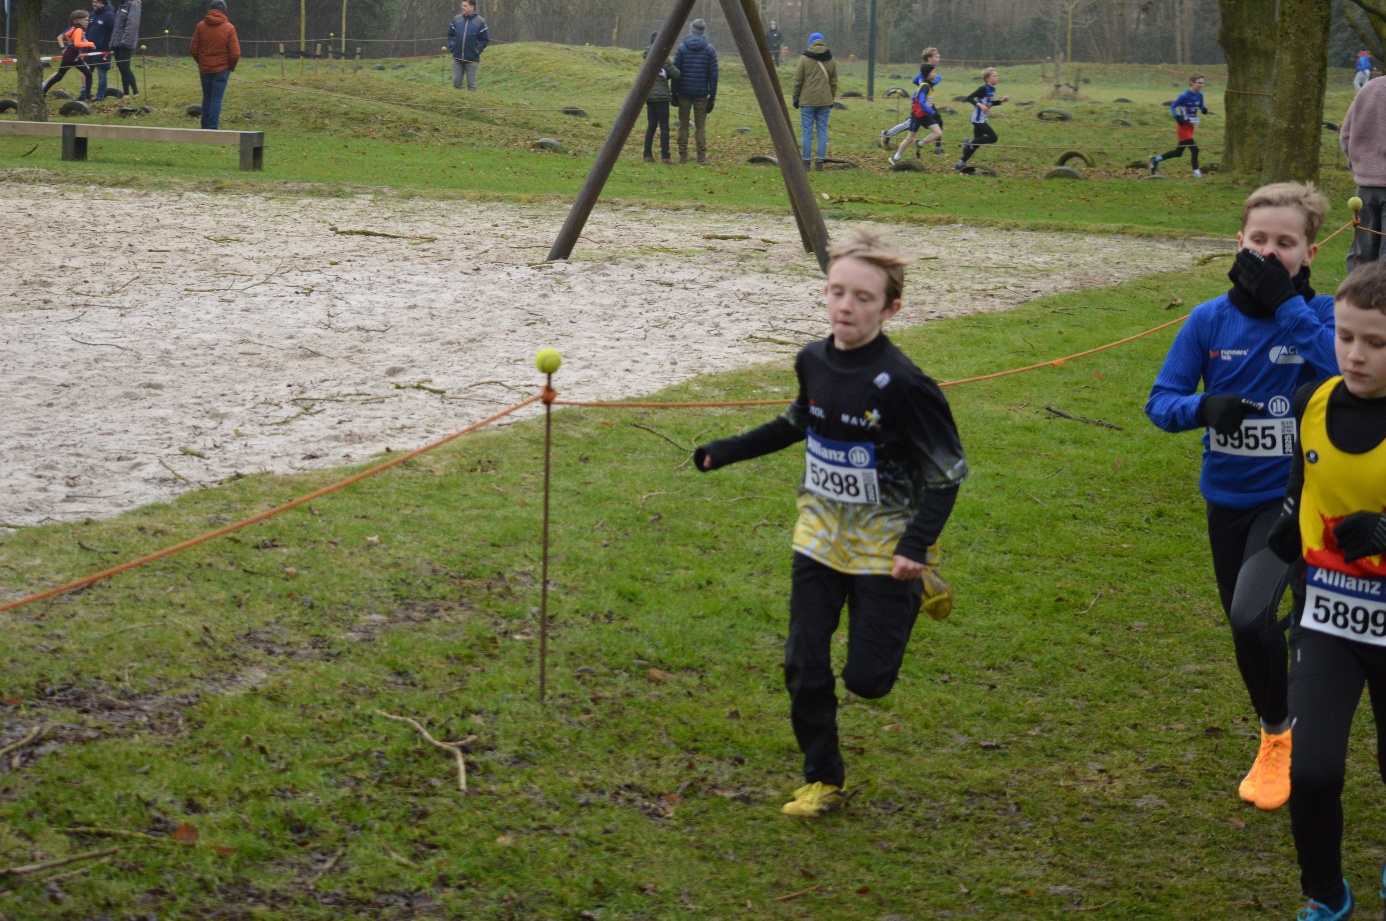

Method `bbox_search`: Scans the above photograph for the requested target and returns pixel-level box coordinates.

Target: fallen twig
[59,827,173,842]
[70,277,134,299]
[1066,899,1117,913]
[702,233,750,240]
[329,225,437,244]
[1043,405,1124,431]
[0,846,119,878]
[157,458,191,483]
[1079,591,1103,615]
[773,883,821,902]
[0,724,50,760]
[373,709,471,792]
[35,854,113,884]
[628,422,691,452]
[392,380,446,395]
[69,337,139,357]
[308,848,345,887]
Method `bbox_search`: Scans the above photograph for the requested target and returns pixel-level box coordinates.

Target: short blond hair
[1190,72,1205,83]
[981,67,998,81]
[827,228,912,305]
[1242,182,1330,243]
[920,47,939,62]
[1337,260,1386,314]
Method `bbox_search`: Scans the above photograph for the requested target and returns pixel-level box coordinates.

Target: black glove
[1267,496,1302,563]
[706,100,715,113]
[792,97,799,109]
[1333,511,1386,563]
[1198,393,1266,435]
[1175,116,1189,125]
[1200,106,1209,114]
[1293,265,1315,300]
[1231,249,1299,313]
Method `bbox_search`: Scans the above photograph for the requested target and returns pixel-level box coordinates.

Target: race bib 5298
[804,431,879,505]
[1303,565,1386,646]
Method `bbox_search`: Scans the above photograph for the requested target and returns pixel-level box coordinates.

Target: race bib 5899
[804,431,879,505]
[1303,565,1386,646]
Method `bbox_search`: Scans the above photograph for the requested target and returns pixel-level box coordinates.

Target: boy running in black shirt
[695,228,968,817]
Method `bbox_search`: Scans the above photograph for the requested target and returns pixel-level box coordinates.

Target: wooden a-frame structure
[547,0,831,271]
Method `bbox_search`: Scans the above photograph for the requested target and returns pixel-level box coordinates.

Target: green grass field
[0,45,1381,921]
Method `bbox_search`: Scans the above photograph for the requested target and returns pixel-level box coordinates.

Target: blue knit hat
[808,32,824,46]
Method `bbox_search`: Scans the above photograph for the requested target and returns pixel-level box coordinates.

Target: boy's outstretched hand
[891,555,925,581]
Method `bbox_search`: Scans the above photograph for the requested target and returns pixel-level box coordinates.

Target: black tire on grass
[1038,108,1072,121]
[186,104,202,118]
[1044,166,1086,180]
[0,100,16,113]
[1055,149,1095,168]
[58,100,91,116]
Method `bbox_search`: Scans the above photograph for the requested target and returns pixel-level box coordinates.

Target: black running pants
[1159,138,1200,170]
[785,553,922,788]
[1206,499,1298,726]
[1288,627,1386,903]
[961,122,997,163]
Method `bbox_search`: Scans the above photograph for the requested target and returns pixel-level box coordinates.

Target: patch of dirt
[0,183,1221,528]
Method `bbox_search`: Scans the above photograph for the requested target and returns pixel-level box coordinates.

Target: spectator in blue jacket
[447,0,489,92]
[88,0,116,100]
[674,18,718,164]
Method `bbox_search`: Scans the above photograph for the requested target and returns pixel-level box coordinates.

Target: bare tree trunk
[17,0,45,120]
[1348,0,1386,59]
[1217,0,1277,174]
[1263,0,1332,182]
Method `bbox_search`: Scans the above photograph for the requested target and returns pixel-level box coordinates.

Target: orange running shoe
[1253,727,1292,811]
[1238,749,1260,805]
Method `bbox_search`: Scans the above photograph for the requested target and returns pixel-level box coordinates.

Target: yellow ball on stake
[1350,196,1365,213]
[534,348,563,375]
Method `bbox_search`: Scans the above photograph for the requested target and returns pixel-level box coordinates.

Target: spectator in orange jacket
[188,0,239,129]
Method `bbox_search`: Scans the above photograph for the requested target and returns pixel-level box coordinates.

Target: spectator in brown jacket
[1342,76,1386,270]
[189,0,239,129]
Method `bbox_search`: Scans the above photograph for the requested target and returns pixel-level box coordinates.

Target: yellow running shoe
[1253,727,1292,811]
[781,782,848,817]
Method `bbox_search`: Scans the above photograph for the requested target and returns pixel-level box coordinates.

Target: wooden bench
[0,120,264,171]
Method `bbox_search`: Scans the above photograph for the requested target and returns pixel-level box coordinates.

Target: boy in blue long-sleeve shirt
[1146,182,1337,813]
[1150,73,1208,177]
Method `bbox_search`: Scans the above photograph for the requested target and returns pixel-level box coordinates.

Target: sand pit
[0,180,1221,528]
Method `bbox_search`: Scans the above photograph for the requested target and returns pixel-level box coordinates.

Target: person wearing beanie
[766,19,783,66]
[188,0,239,129]
[1341,76,1386,270]
[791,31,837,171]
[642,31,680,163]
[674,19,718,164]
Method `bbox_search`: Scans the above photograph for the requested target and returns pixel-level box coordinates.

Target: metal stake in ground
[534,348,563,702]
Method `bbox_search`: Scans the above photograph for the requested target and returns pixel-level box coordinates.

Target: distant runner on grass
[1145,182,1338,814]
[694,228,967,819]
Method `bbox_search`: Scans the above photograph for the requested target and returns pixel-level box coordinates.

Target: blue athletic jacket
[447,12,488,62]
[1170,89,1207,122]
[1145,289,1336,508]
[88,3,116,52]
[673,34,718,101]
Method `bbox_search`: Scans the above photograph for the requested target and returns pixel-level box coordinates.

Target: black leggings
[785,553,922,787]
[1207,500,1298,726]
[643,100,670,159]
[1159,138,1200,170]
[113,46,137,95]
[43,61,93,97]
[1288,627,1386,903]
[960,122,997,163]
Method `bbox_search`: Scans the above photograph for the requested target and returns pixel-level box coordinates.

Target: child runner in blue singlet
[1146,182,1337,813]
[956,67,1008,171]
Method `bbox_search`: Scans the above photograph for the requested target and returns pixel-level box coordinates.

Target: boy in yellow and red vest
[1268,259,1386,921]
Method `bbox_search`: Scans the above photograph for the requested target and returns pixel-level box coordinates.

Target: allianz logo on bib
[1312,567,1385,596]
[1269,345,1305,365]
[1267,394,1292,417]
[807,438,849,464]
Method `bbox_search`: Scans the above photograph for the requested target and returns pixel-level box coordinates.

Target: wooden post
[314,43,321,73]
[720,0,829,269]
[548,0,698,263]
[738,0,813,254]
[279,43,285,79]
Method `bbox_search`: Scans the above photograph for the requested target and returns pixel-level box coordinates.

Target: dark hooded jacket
[87,2,116,52]
[643,39,680,104]
[674,33,718,101]
[111,0,141,50]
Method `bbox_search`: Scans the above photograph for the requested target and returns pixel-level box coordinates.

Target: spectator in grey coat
[1342,76,1386,270]
[110,0,141,97]
[766,20,783,66]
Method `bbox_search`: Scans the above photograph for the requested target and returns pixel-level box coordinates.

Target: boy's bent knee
[842,665,900,700]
